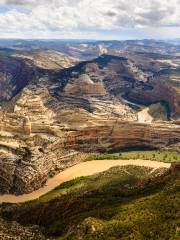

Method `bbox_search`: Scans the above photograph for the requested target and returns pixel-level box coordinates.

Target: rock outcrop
[63,121,180,152]
[127,75,180,118]
[0,56,36,102]
[0,111,179,194]
[64,74,106,96]
[0,53,179,195]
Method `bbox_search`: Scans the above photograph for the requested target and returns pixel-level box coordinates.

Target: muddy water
[0,160,170,204]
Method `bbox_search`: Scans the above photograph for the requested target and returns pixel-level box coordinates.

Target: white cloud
[0,0,179,38]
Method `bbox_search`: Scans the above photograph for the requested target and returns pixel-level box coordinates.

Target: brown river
[0,160,170,203]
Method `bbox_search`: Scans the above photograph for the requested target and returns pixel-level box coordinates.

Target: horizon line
[0,37,179,41]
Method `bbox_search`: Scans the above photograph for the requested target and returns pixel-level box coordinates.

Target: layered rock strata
[0,54,179,195]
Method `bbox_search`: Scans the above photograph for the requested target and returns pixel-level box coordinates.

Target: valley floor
[0,164,179,240]
[0,159,170,204]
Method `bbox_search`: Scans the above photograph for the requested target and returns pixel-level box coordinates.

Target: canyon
[0,40,179,195]
[0,39,179,240]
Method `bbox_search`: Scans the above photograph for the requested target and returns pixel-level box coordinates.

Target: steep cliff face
[127,76,180,118]
[53,55,147,93]
[51,54,180,119]
[0,56,36,102]
[0,111,179,194]
[64,74,106,96]
[63,121,180,152]
[0,84,82,194]
[48,55,149,121]
[0,54,179,195]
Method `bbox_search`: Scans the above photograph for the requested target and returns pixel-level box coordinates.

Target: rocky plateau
[0,40,179,195]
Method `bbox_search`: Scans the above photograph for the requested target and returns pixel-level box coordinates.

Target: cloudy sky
[0,0,179,39]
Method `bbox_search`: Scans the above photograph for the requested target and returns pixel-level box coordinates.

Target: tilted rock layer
[0,53,179,195]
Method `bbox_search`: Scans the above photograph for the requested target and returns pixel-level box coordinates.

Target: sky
[0,0,180,40]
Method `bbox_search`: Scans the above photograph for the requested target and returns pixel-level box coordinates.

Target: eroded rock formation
[0,54,179,195]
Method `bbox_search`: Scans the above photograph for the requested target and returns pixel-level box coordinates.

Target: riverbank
[0,160,171,204]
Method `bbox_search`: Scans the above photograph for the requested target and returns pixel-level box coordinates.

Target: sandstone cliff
[0,54,179,195]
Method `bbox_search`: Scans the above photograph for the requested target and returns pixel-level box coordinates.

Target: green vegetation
[86,150,180,163]
[25,176,88,205]
[54,176,87,191]
[2,166,179,240]
[148,102,169,121]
